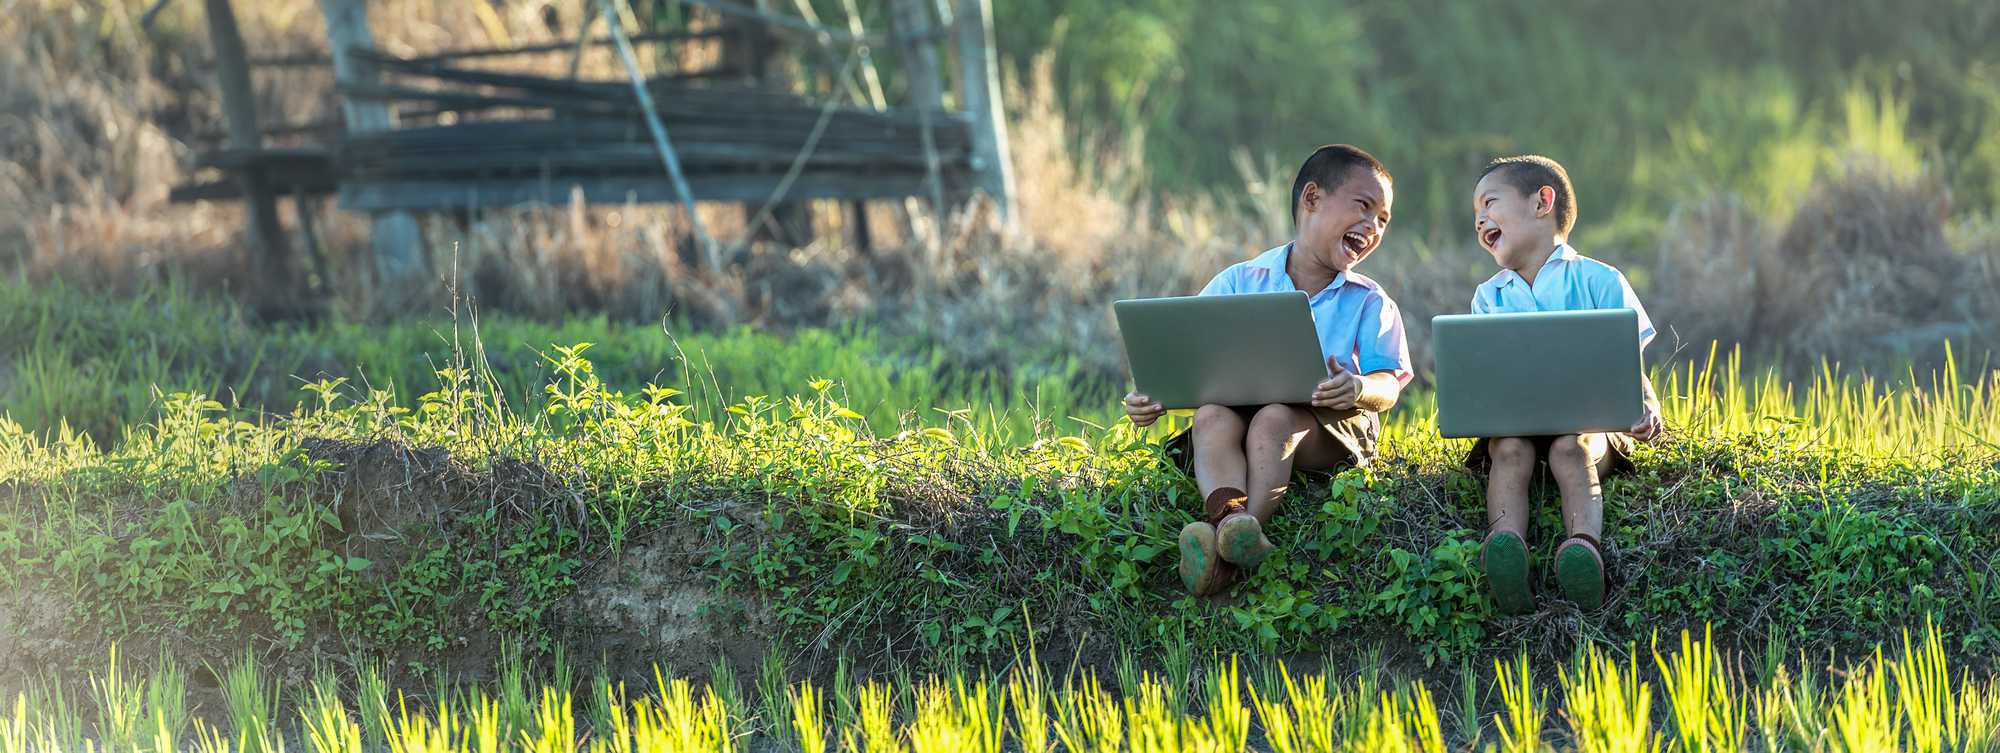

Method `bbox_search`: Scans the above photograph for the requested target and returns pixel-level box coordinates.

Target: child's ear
[1536,185,1557,219]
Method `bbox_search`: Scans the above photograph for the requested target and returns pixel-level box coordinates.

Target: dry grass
[2,1,1996,378]
[1651,154,2000,369]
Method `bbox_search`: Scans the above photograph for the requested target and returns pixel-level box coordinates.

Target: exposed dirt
[0,438,770,694]
[557,517,775,686]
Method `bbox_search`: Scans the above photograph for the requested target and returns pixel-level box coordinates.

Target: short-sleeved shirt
[1199,243,1414,384]
[1470,243,1656,350]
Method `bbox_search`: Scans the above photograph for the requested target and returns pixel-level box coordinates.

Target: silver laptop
[1432,309,1644,438]
[1114,291,1328,409]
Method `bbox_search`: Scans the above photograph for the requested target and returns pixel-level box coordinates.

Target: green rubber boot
[1482,530,1533,615]
[1555,536,1606,611]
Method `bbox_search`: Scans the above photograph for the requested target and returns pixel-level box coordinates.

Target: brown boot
[1177,488,1251,596]
[1178,521,1234,595]
[1206,488,1273,568]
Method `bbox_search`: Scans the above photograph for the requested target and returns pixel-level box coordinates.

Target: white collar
[1265,242,1360,293]
[1488,242,1577,288]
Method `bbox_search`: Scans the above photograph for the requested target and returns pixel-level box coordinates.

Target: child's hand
[1312,356,1362,410]
[1629,402,1663,442]
[1123,391,1166,427]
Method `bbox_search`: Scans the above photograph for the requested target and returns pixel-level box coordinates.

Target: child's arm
[1123,391,1166,427]
[1312,358,1403,413]
[1629,374,1663,441]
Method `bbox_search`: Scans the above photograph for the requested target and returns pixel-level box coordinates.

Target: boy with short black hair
[1123,144,1414,596]
[1467,155,1662,613]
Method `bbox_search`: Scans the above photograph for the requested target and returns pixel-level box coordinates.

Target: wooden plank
[346,58,969,131]
[196,146,334,170]
[171,175,338,202]
[401,29,726,65]
[340,143,954,176]
[340,173,956,210]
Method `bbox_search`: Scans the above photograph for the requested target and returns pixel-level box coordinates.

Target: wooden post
[954,0,1013,223]
[203,0,300,316]
[848,200,872,255]
[319,0,428,303]
[729,1,812,247]
[889,0,946,252]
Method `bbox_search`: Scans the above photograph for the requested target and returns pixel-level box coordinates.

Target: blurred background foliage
[981,0,2000,244]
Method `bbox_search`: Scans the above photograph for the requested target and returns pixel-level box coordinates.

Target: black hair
[1290,144,1391,226]
[1479,155,1577,237]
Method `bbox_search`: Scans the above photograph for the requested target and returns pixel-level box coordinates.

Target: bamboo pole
[600,0,721,273]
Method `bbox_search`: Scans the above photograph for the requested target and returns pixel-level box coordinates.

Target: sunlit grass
[10,624,2000,752]
[1656,342,1999,460]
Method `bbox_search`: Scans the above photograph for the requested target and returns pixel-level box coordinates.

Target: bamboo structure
[175,0,1014,289]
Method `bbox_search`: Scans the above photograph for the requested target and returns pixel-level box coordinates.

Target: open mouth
[1341,232,1368,257]
[1481,226,1503,250]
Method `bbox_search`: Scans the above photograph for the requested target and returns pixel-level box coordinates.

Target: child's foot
[1554,535,1606,611]
[1481,530,1533,615]
[1178,522,1235,595]
[1215,512,1274,568]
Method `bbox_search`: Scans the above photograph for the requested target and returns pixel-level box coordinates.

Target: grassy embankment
[1,282,1996,681]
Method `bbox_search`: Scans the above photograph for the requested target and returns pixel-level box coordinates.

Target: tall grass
[2,277,1997,464]
[1660,342,1999,459]
[11,624,2000,752]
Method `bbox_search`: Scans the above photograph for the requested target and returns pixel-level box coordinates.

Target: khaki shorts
[1161,404,1380,479]
[1462,433,1636,476]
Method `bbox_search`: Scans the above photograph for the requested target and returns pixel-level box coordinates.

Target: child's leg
[1212,403,1335,569]
[1547,433,1614,610]
[1545,433,1611,540]
[1190,404,1250,498]
[1484,437,1537,537]
[1243,403,1345,521]
[1180,405,1249,595]
[1481,437,1538,614]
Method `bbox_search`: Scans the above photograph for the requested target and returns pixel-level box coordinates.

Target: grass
[3,279,1996,457]
[0,282,1998,671]
[8,624,2000,751]
[0,277,1121,445]
[1,283,1999,753]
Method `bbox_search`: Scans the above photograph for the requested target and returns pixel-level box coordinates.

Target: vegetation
[994,0,2000,240]
[1,283,1995,680]
[5,2,2000,748]
[7,624,2000,751]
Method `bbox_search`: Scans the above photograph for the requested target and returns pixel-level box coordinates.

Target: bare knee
[1193,404,1246,443]
[1248,403,1299,435]
[1546,434,1590,466]
[1488,436,1536,467]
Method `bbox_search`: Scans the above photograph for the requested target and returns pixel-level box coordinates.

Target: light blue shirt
[1471,243,1656,350]
[1199,243,1414,383]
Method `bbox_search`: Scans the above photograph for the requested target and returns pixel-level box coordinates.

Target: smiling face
[1473,171,1558,271]
[1297,167,1393,274]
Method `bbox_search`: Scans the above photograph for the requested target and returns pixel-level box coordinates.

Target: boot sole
[1216,514,1273,568]
[1482,531,1534,615]
[1555,540,1606,611]
[1179,522,1226,595]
